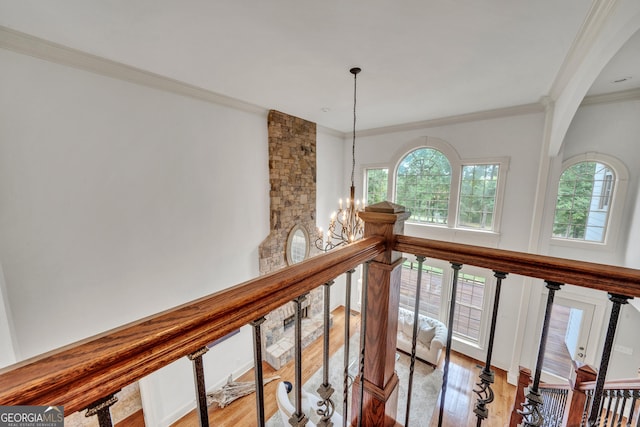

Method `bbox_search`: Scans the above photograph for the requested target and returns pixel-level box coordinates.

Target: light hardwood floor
[161,305,515,426]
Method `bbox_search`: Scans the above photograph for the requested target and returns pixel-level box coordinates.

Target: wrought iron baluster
[343,268,355,427]
[317,280,336,427]
[588,294,632,426]
[405,255,426,427]
[474,270,507,426]
[289,294,310,427]
[627,390,640,427]
[616,390,629,427]
[635,390,640,426]
[519,281,563,427]
[603,389,614,425]
[188,347,210,427]
[560,390,568,426]
[85,394,118,427]
[437,262,463,427]
[251,317,267,427]
[611,390,622,426]
[581,390,594,427]
[357,262,370,427]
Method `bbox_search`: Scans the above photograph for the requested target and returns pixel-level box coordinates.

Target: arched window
[395,148,451,224]
[553,161,615,243]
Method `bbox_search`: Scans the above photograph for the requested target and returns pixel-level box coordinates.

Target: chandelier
[316,67,365,251]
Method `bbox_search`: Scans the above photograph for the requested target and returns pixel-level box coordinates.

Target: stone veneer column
[258,110,324,369]
[352,201,410,427]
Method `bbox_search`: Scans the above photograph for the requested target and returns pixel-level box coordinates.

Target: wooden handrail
[540,382,572,390]
[578,378,640,391]
[0,236,385,414]
[395,235,640,297]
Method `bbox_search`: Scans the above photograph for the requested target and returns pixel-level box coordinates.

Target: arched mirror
[286,224,310,265]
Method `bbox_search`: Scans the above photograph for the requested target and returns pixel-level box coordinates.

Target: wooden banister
[394,235,640,297]
[3,231,640,424]
[578,378,640,391]
[0,236,385,414]
[509,366,531,427]
[563,363,598,427]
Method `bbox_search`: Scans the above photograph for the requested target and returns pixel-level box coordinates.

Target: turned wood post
[563,363,597,427]
[509,366,531,427]
[352,201,410,427]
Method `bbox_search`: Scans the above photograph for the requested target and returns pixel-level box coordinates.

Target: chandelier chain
[351,70,357,187]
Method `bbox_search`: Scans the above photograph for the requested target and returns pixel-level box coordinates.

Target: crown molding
[0,26,268,117]
[549,0,620,99]
[356,102,544,138]
[581,87,640,106]
[316,124,345,139]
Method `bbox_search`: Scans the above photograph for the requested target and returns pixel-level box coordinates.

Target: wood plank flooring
[171,305,360,427]
[145,305,517,426]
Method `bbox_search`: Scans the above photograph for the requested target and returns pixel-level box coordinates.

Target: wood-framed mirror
[286,224,310,265]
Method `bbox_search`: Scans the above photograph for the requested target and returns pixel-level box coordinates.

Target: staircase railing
[578,378,640,426]
[1,214,640,426]
[0,237,384,425]
[394,235,640,426]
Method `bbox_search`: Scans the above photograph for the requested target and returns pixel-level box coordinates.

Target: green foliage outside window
[395,148,451,224]
[553,161,612,241]
[458,164,499,229]
[365,168,388,205]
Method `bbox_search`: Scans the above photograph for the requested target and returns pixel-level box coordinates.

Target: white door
[542,297,595,379]
[559,298,594,363]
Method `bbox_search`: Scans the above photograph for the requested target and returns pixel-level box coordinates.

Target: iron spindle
[188,347,210,427]
[629,390,639,426]
[343,268,355,427]
[357,262,370,427]
[289,295,310,427]
[251,317,267,427]
[588,294,632,426]
[405,256,426,427]
[474,271,507,426]
[85,394,118,427]
[520,281,563,427]
[317,280,336,427]
[438,262,463,427]
[617,390,630,427]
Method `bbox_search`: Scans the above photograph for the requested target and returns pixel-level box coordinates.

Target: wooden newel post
[563,363,597,427]
[509,366,531,427]
[352,201,410,427]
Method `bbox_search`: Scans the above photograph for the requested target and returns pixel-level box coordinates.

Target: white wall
[0,48,273,424]
[0,46,352,425]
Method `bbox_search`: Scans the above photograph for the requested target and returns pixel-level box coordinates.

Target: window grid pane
[453,273,486,341]
[552,161,614,242]
[365,168,389,206]
[400,261,442,321]
[458,164,499,230]
[395,148,451,224]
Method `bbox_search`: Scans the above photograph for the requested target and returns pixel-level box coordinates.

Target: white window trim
[361,163,391,205]
[389,136,508,235]
[549,152,628,250]
[457,157,510,233]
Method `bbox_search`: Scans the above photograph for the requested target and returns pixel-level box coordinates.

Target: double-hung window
[364,168,389,205]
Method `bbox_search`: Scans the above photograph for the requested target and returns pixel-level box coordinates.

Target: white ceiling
[0,0,637,133]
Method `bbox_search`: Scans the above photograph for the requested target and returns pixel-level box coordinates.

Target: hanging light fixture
[316,67,365,251]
